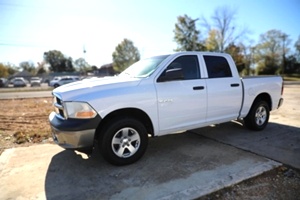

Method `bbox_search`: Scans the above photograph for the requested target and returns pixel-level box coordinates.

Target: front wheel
[244,100,270,131]
[99,118,148,165]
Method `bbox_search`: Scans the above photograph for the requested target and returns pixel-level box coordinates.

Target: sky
[0,0,299,67]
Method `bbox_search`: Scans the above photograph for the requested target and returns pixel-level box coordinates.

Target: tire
[99,117,148,165]
[244,100,270,131]
[54,84,59,88]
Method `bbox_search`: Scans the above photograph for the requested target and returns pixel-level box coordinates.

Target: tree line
[173,6,300,75]
[0,38,140,78]
[1,6,299,78]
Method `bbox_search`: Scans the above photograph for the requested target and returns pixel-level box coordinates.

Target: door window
[204,55,232,78]
[159,55,200,80]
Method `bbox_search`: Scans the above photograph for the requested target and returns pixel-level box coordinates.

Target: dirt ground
[0,97,53,154]
[0,97,299,199]
[199,166,300,200]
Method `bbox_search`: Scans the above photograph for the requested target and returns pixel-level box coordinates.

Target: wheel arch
[244,93,271,131]
[252,93,272,111]
[95,108,154,139]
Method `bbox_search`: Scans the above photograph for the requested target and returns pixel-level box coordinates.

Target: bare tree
[201,6,248,52]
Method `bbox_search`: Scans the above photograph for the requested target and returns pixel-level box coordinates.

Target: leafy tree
[285,55,300,74]
[6,63,18,76]
[205,29,220,52]
[19,61,36,75]
[91,66,98,71]
[44,50,75,72]
[0,63,18,77]
[254,29,291,75]
[74,58,91,74]
[225,43,245,73]
[173,14,205,51]
[0,63,9,77]
[201,6,248,52]
[112,39,140,73]
[36,61,47,75]
[294,35,300,62]
[36,67,46,75]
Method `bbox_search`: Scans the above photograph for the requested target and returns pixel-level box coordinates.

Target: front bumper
[49,112,102,151]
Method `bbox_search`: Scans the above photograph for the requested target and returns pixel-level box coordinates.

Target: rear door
[203,55,243,123]
[155,54,207,133]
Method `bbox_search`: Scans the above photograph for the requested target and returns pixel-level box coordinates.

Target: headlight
[65,102,97,119]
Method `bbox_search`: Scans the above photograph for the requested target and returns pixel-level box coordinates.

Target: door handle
[231,83,240,87]
[193,86,205,90]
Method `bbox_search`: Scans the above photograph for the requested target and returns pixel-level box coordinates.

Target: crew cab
[49,52,284,165]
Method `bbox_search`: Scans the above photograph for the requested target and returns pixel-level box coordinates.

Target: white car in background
[13,77,27,87]
[30,77,41,87]
[49,77,62,87]
[52,76,79,88]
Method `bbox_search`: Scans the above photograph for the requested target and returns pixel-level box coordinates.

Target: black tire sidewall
[100,118,148,165]
[244,100,270,131]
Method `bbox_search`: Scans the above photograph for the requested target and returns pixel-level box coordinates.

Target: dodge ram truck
[49,52,284,165]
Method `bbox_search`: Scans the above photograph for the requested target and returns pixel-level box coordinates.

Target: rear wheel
[244,100,270,131]
[99,117,148,165]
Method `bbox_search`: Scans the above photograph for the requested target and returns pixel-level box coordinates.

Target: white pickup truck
[49,52,284,165]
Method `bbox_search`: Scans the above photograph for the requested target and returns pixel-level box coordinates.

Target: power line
[0,42,51,48]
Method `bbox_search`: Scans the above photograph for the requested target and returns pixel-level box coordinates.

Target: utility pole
[83,45,86,59]
[80,45,87,76]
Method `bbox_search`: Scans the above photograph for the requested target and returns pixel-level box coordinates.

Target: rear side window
[204,55,232,78]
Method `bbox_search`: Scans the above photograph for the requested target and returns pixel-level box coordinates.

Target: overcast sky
[0,0,299,67]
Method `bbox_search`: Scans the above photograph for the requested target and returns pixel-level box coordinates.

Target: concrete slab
[191,122,300,169]
[0,132,280,200]
[192,85,300,169]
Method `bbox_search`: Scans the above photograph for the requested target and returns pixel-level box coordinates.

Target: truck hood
[53,76,142,101]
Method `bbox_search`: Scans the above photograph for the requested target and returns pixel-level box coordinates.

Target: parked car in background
[30,77,41,87]
[0,78,8,87]
[13,77,27,87]
[49,77,62,87]
[52,76,79,88]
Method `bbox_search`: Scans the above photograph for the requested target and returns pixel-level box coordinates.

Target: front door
[155,55,207,134]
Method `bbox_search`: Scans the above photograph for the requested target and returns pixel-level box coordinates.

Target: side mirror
[157,68,184,82]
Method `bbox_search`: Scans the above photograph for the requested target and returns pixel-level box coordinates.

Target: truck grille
[53,95,66,119]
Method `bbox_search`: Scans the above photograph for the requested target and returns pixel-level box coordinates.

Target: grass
[282,74,300,81]
[283,76,300,81]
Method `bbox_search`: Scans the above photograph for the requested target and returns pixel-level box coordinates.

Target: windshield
[120,55,169,78]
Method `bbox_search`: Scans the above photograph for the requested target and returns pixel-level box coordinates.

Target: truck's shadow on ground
[44,121,299,200]
[193,121,300,169]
